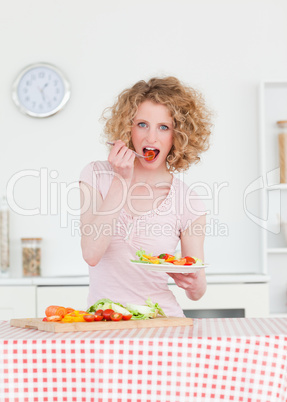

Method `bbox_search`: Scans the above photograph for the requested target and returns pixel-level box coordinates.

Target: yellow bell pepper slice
[61,310,86,323]
[165,256,175,262]
[149,257,160,264]
[142,254,152,260]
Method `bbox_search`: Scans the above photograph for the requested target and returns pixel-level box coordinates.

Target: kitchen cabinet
[0,286,36,320]
[0,275,269,320]
[259,81,287,314]
[169,282,269,318]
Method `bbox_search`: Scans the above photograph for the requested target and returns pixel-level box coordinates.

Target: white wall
[1,0,287,277]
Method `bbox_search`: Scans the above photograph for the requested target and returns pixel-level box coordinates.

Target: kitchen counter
[0,317,286,402]
[0,274,271,319]
[0,273,270,286]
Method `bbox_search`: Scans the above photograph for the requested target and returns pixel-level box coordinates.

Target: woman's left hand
[167,270,206,301]
[167,272,199,291]
[173,214,207,300]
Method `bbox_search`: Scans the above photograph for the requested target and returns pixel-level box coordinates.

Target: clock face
[12,63,70,117]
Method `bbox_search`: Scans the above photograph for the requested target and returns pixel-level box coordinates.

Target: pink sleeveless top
[79,160,206,317]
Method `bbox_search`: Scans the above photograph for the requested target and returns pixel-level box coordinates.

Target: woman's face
[131,100,174,169]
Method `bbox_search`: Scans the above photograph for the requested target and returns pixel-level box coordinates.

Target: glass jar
[21,238,42,277]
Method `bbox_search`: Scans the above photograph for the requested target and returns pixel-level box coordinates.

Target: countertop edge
[0,274,270,286]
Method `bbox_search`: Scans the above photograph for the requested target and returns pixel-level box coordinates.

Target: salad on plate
[130,248,205,266]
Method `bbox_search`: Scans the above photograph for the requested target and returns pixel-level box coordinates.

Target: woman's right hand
[108,140,135,184]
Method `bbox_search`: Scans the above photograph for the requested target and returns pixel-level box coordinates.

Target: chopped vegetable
[165,255,175,262]
[173,258,186,265]
[103,309,114,321]
[126,298,166,320]
[111,303,132,317]
[46,315,62,322]
[65,307,75,314]
[136,249,152,259]
[44,297,166,323]
[61,311,87,323]
[185,256,196,265]
[158,253,175,262]
[131,248,204,266]
[158,253,168,259]
[145,297,166,317]
[83,315,95,322]
[86,298,126,314]
[110,312,123,321]
[86,297,166,320]
[45,305,67,318]
[122,314,132,320]
[144,150,156,161]
[94,314,104,321]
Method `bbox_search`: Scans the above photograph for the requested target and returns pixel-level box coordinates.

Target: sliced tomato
[94,314,104,321]
[144,150,156,161]
[83,315,95,322]
[95,309,104,316]
[184,256,196,265]
[122,314,132,320]
[172,258,186,265]
[110,312,123,321]
[42,317,48,322]
[103,309,114,321]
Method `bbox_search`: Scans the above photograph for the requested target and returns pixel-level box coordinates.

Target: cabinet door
[168,283,269,317]
[0,286,36,320]
[37,286,89,317]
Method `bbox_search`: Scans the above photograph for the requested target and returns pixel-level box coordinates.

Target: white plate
[133,262,210,273]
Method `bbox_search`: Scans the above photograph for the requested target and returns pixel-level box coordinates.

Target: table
[1,317,287,402]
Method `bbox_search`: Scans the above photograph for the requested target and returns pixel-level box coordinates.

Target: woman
[79,76,212,317]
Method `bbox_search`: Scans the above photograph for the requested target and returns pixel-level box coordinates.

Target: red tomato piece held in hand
[103,309,114,321]
[94,314,104,321]
[110,312,123,321]
[122,314,132,320]
[83,315,95,322]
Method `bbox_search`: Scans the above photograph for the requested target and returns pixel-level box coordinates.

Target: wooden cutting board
[10,317,193,333]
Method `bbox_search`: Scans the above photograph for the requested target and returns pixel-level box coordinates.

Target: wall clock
[12,62,71,118]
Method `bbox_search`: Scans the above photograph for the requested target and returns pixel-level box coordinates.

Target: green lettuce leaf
[145,297,166,317]
[87,297,166,320]
[87,298,125,313]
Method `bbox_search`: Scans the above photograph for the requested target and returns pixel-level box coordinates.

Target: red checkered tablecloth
[0,317,287,402]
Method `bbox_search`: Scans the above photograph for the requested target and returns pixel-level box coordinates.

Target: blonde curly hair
[101,76,213,172]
